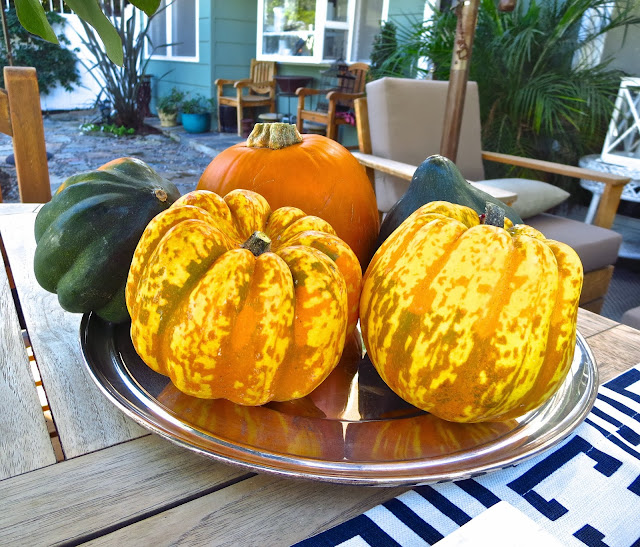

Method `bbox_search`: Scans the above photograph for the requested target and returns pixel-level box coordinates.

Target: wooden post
[4,67,51,203]
[354,97,375,186]
[439,0,480,162]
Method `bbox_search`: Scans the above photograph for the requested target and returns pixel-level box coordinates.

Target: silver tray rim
[79,313,599,487]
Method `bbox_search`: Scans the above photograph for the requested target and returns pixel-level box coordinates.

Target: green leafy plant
[157,87,185,115]
[78,1,163,131]
[369,21,410,80]
[80,122,136,136]
[370,0,640,184]
[13,0,161,65]
[180,94,214,115]
[0,8,80,95]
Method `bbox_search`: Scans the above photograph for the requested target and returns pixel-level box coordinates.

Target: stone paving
[0,110,244,202]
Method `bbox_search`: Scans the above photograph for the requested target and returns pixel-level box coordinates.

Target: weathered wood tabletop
[1,203,639,546]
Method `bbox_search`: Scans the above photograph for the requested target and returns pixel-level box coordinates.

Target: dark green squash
[34,157,181,323]
[377,154,523,247]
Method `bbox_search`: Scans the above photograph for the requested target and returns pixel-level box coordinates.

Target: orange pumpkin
[126,188,362,405]
[197,123,380,267]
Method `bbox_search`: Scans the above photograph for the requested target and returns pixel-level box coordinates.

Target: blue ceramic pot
[182,113,211,134]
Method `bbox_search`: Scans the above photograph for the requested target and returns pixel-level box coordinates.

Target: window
[148,0,198,61]
[257,0,388,64]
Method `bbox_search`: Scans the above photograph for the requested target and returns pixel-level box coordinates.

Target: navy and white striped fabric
[297,365,640,547]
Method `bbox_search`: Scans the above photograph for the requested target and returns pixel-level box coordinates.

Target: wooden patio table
[1,203,640,546]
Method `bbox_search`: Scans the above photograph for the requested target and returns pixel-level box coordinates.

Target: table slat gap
[0,232,57,479]
[81,473,409,547]
[0,213,147,459]
[0,435,251,545]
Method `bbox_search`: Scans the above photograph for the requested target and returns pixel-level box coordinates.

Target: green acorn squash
[34,157,181,323]
[377,154,523,246]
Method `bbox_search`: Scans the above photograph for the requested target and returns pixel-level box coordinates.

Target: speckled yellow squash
[360,201,583,423]
[126,189,362,405]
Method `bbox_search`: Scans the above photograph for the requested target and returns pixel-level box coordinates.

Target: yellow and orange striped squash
[126,189,362,405]
[360,201,583,423]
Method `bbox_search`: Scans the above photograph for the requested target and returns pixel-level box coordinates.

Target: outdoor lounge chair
[215,59,277,137]
[0,67,51,203]
[295,62,369,143]
[353,77,631,313]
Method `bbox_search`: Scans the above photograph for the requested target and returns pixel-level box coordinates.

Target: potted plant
[156,88,185,127]
[180,94,214,134]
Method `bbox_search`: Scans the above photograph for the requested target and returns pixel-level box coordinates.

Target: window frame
[147,0,200,63]
[256,0,388,65]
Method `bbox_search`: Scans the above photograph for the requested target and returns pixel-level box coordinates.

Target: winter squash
[126,188,362,405]
[377,154,522,247]
[360,200,583,422]
[197,123,380,267]
[33,157,180,323]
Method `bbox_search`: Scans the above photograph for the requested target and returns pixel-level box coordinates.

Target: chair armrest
[296,87,330,98]
[481,151,630,186]
[351,152,517,205]
[233,79,253,89]
[326,90,365,103]
[351,152,415,180]
[482,151,631,228]
[214,78,237,87]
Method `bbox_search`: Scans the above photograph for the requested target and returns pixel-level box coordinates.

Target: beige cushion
[477,178,570,219]
[526,213,622,273]
[621,307,640,330]
[366,77,486,212]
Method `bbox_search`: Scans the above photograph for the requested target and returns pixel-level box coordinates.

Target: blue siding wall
[147,0,212,111]
[212,0,258,83]
[146,0,425,134]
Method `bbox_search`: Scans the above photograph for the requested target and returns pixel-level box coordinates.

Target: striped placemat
[297,365,640,547]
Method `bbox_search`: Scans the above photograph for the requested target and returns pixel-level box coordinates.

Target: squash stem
[242,231,272,256]
[482,202,505,228]
[246,123,303,150]
[154,189,168,202]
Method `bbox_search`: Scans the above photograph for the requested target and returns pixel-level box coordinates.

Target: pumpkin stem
[482,202,505,228]
[154,189,168,202]
[246,123,303,150]
[242,231,272,256]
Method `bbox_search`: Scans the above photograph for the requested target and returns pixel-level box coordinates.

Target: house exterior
[145,0,426,128]
[38,0,640,128]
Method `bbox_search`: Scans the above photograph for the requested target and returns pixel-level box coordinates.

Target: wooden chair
[353,77,632,313]
[0,67,51,203]
[295,62,369,143]
[215,60,277,137]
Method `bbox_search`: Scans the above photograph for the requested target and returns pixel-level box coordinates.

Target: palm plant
[77,0,164,130]
[371,0,640,183]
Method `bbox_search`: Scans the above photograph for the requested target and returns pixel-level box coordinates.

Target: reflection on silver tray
[80,313,598,487]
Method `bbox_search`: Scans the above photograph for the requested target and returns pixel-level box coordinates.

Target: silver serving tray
[80,313,598,487]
